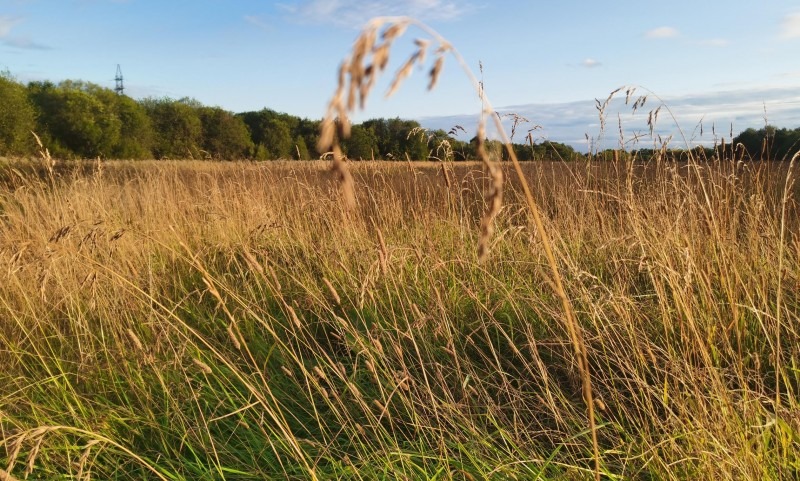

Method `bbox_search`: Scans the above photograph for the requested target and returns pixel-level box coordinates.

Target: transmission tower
[114,64,124,95]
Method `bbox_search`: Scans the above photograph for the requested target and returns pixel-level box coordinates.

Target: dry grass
[320,18,603,477]
[0,154,798,479]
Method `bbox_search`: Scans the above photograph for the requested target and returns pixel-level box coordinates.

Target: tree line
[7,71,794,162]
[591,125,800,163]
[1,73,311,160]
[0,71,590,161]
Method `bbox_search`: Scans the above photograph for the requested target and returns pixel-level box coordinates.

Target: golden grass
[320,17,608,476]
[0,156,798,479]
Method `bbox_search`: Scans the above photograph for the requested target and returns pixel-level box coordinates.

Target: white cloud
[581,58,601,68]
[0,15,22,37]
[280,0,473,27]
[780,12,800,40]
[645,26,679,39]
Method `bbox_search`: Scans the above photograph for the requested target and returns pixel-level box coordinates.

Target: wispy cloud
[280,0,473,27]
[244,15,272,31]
[0,15,22,37]
[0,15,50,50]
[645,26,679,39]
[780,12,800,40]
[2,36,51,50]
[580,58,601,68]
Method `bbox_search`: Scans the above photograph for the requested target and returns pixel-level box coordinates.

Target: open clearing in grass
[0,157,798,480]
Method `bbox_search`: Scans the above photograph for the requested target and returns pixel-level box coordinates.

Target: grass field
[0,155,798,480]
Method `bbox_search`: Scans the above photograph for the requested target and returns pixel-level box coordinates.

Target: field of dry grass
[0,155,798,480]
[1,13,799,480]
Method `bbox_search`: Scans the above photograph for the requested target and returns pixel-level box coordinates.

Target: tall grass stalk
[317,18,601,478]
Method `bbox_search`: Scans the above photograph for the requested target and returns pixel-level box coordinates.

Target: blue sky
[1,0,799,149]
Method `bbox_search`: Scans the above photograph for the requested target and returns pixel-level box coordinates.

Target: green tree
[543,141,578,161]
[199,107,253,160]
[27,80,122,158]
[65,81,153,159]
[253,144,270,161]
[294,136,310,160]
[512,142,532,161]
[360,119,394,158]
[733,126,800,160]
[773,127,800,160]
[400,122,430,160]
[239,109,302,159]
[238,109,270,147]
[295,118,321,158]
[262,118,293,159]
[449,138,473,160]
[733,127,763,159]
[0,72,36,156]
[343,125,378,160]
[360,118,429,160]
[113,95,154,159]
[141,97,203,159]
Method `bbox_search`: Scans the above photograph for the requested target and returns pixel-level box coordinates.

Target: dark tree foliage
[262,118,294,160]
[294,136,310,160]
[359,118,428,160]
[238,109,320,160]
[140,97,203,159]
[198,107,253,160]
[733,126,800,160]
[238,109,277,148]
[294,118,322,157]
[343,125,379,160]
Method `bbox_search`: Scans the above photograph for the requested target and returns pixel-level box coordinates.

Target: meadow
[2,14,800,481]
[0,154,798,480]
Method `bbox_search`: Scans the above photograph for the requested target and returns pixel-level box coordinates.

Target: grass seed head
[193,358,213,374]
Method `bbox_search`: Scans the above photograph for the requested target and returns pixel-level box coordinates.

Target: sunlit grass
[0,156,798,480]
